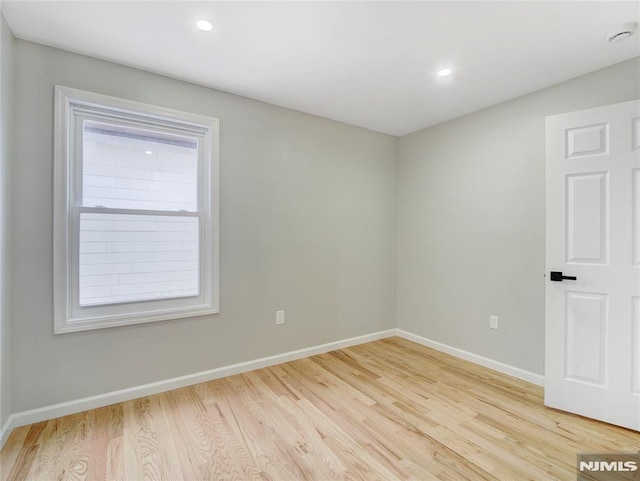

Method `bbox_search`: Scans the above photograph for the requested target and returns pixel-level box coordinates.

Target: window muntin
[54,86,219,333]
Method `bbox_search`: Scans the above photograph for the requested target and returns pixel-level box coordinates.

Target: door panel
[634,169,640,266]
[565,123,609,159]
[633,118,640,151]
[545,99,640,431]
[566,172,608,264]
[633,297,640,394]
[564,291,607,385]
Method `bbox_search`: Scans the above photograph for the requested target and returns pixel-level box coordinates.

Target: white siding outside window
[54,86,219,333]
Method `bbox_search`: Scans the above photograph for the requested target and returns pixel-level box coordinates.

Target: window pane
[79,213,199,306]
[82,120,198,211]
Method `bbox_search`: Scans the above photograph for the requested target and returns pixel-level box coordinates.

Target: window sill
[54,304,220,334]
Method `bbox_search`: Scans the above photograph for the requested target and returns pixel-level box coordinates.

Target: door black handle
[550,271,577,282]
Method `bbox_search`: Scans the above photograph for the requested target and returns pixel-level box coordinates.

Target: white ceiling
[2,1,639,136]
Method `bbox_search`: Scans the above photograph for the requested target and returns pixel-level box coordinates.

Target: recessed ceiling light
[437,68,452,77]
[196,20,213,32]
[145,150,153,155]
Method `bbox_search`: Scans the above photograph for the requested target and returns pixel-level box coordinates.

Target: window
[54,86,219,333]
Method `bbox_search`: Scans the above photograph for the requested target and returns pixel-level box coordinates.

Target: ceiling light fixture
[145,150,153,155]
[437,68,452,77]
[606,22,637,44]
[196,20,213,32]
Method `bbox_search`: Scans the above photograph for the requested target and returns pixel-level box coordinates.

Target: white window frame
[53,86,219,334]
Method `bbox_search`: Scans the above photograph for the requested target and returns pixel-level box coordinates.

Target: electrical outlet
[490,315,499,330]
[276,310,285,325]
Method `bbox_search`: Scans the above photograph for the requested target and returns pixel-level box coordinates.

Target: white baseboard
[395,329,545,386]
[0,329,396,450]
[0,327,545,452]
[0,414,14,450]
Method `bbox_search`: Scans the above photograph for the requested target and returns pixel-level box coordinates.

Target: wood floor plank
[2,337,639,480]
[0,427,29,481]
[2,422,47,481]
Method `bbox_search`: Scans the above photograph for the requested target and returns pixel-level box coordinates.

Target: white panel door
[546,99,640,431]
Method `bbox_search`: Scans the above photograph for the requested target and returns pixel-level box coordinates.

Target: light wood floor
[1,337,639,481]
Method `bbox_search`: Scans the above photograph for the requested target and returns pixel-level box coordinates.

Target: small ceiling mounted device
[606,22,637,44]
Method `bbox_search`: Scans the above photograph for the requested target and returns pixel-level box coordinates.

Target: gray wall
[10,40,397,412]
[0,12,14,430]
[7,32,639,417]
[396,57,640,375]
